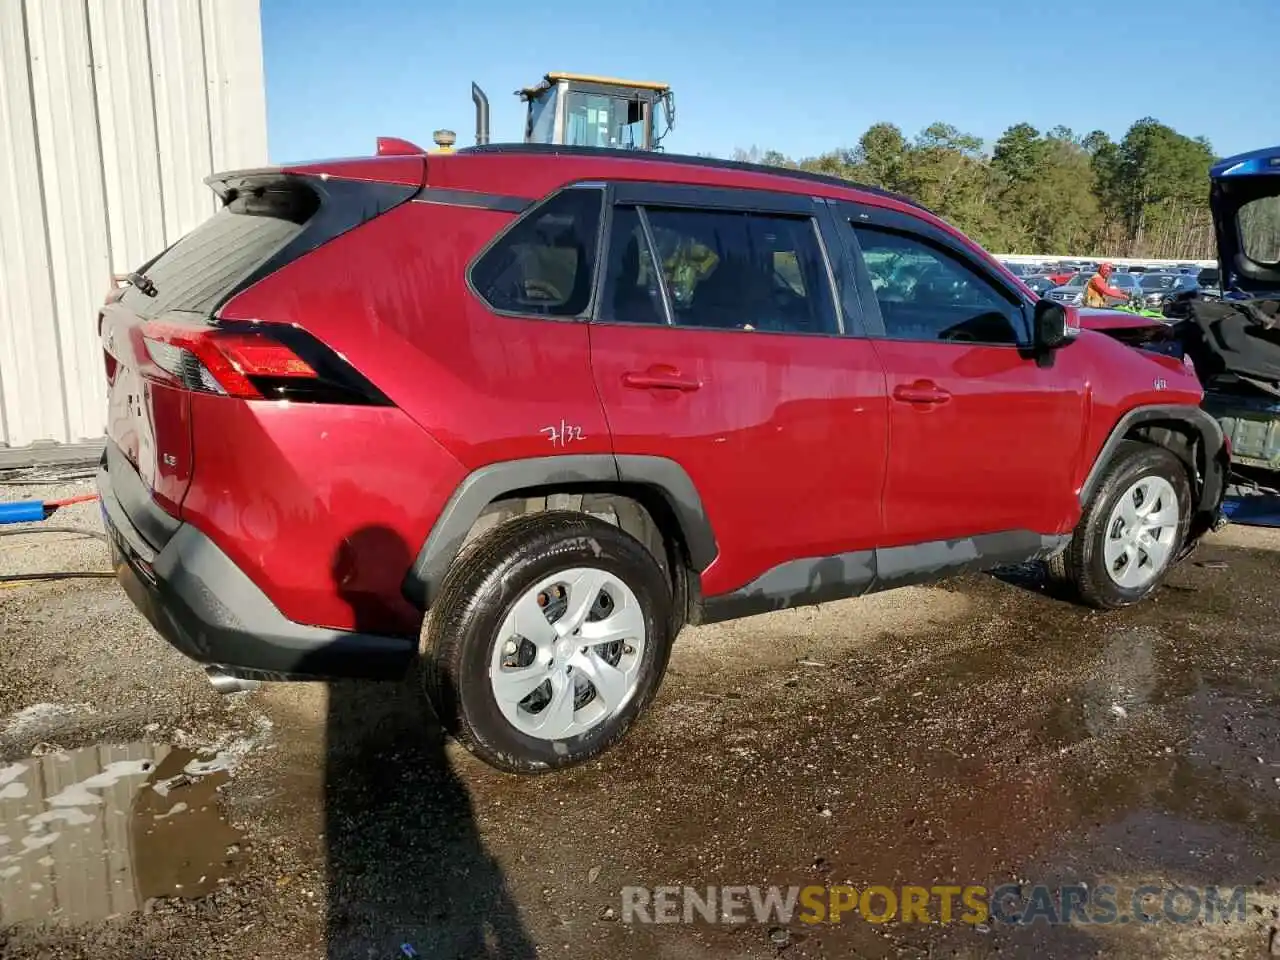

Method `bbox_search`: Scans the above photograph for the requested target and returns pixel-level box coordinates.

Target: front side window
[633,207,837,335]
[470,189,602,317]
[853,226,1025,345]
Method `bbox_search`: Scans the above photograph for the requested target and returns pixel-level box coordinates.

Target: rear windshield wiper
[126,271,158,298]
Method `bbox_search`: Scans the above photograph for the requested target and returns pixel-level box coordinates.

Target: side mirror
[1033,299,1074,352]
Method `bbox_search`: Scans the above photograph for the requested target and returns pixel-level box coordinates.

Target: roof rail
[453,143,932,214]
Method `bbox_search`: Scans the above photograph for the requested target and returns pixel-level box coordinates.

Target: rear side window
[120,182,318,319]
[853,226,1026,345]
[611,207,836,335]
[471,188,603,317]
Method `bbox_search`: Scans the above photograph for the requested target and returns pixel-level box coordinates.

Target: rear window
[120,182,318,319]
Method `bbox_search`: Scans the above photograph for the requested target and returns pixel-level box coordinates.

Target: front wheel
[1048,441,1191,609]
[423,512,674,773]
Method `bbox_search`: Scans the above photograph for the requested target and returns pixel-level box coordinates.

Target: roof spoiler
[204,167,287,203]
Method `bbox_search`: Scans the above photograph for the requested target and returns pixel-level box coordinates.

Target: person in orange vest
[1083,262,1129,308]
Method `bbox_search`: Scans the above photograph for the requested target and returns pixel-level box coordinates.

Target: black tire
[422,511,674,774]
[1050,441,1192,609]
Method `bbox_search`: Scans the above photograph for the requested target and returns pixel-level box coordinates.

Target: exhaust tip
[205,665,261,695]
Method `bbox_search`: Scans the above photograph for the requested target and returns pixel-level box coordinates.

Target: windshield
[1141,273,1179,290]
[563,91,646,149]
[1063,273,1089,287]
[1109,274,1139,289]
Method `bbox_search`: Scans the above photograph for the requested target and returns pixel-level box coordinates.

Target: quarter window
[853,226,1026,345]
[615,207,836,335]
[471,188,602,317]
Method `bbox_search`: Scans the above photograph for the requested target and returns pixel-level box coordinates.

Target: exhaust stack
[471,82,490,146]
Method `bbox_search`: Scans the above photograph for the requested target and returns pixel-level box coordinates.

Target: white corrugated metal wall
[0,0,267,459]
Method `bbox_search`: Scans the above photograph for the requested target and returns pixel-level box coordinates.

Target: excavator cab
[517,72,674,151]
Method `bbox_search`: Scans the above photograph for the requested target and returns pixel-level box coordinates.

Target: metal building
[0,0,268,465]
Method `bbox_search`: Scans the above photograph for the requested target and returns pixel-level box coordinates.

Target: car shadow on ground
[324,525,536,959]
[987,559,1074,600]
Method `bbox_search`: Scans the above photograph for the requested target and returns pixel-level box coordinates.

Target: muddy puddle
[0,742,247,924]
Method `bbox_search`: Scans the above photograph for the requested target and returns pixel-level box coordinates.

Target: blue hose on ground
[0,499,114,584]
[0,500,46,524]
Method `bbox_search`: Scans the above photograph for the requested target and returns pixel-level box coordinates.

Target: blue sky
[262,0,1278,165]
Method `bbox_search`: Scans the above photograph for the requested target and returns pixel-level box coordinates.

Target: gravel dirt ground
[1,479,1279,959]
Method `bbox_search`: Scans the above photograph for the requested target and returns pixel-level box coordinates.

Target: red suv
[98,144,1228,772]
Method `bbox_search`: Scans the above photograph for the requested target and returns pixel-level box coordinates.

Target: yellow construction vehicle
[430,72,675,153]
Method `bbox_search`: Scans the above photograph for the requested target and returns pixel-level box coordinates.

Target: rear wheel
[1049,441,1191,609]
[423,512,673,773]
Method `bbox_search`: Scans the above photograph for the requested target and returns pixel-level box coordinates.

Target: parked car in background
[1104,272,1143,304]
[1140,272,1198,309]
[1196,267,1222,300]
[1047,273,1089,304]
[1048,271,1141,306]
[1025,275,1057,295]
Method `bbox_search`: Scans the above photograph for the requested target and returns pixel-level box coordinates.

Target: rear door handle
[892,381,951,405]
[622,367,702,392]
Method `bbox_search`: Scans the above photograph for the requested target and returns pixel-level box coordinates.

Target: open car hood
[1210,146,1280,298]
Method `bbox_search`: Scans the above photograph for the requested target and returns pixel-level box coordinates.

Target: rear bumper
[98,446,416,681]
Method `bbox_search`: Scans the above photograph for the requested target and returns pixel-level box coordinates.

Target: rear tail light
[144,336,228,393]
[137,321,389,406]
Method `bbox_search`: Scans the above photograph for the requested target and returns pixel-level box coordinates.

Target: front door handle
[622,366,702,392]
[892,380,951,405]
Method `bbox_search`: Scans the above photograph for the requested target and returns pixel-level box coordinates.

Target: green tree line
[732,118,1219,259]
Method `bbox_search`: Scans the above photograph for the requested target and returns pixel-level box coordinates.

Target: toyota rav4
[98,143,1229,772]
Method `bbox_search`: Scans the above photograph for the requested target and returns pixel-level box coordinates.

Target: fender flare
[1080,403,1228,515]
[402,454,718,609]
